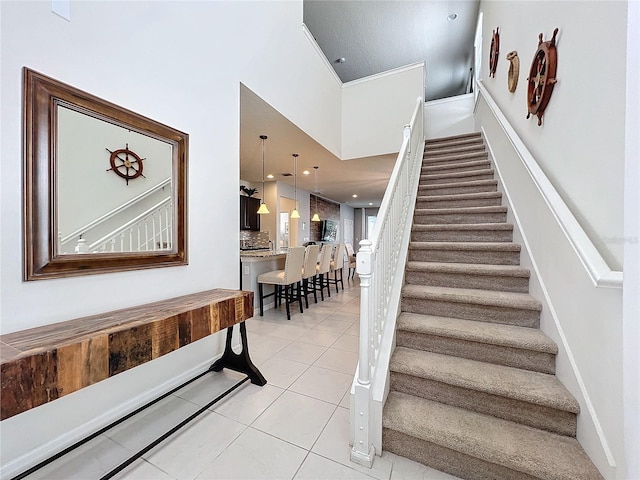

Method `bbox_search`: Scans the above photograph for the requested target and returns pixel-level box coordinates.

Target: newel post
[351,239,375,467]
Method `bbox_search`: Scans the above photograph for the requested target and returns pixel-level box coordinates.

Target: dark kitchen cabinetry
[240,195,261,231]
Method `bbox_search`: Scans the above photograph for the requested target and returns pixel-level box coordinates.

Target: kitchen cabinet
[240,195,261,231]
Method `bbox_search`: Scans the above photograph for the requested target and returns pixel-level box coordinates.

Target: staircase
[381,133,604,480]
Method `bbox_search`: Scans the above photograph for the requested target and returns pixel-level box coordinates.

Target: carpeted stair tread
[424,145,487,157]
[406,261,529,279]
[425,132,482,145]
[409,241,520,253]
[419,179,498,191]
[414,205,508,216]
[422,159,491,174]
[402,284,542,312]
[423,151,490,165]
[412,223,513,232]
[397,312,557,354]
[420,168,495,182]
[383,392,603,480]
[390,347,577,413]
[418,191,502,203]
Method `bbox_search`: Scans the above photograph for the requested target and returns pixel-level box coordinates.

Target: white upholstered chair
[301,244,320,308]
[257,246,305,320]
[344,242,357,279]
[328,243,346,292]
[315,243,333,301]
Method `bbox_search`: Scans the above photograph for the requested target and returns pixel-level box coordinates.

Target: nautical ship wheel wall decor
[489,27,500,78]
[526,28,559,126]
[106,143,146,185]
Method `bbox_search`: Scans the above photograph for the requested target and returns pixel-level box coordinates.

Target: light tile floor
[21,277,460,480]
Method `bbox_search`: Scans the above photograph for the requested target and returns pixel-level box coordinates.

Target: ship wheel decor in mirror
[106,143,146,185]
[489,27,500,78]
[526,28,559,126]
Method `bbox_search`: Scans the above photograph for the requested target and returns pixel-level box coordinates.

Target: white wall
[622,2,640,478]
[475,1,631,478]
[424,93,477,139]
[341,63,425,159]
[0,1,342,474]
[479,1,626,270]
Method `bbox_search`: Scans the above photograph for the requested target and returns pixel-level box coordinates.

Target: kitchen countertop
[240,249,287,259]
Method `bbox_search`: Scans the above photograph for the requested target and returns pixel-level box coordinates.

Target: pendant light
[311,166,321,222]
[257,135,269,214]
[290,153,300,219]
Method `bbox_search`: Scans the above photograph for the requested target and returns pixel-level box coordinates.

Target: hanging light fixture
[290,153,300,219]
[311,166,321,222]
[257,135,269,214]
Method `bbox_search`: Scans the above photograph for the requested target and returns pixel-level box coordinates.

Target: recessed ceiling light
[336,57,346,64]
[447,13,458,21]
[369,202,373,206]
[302,170,310,175]
[352,194,358,198]
[267,174,274,179]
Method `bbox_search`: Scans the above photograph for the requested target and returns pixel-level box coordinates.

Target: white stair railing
[88,197,173,253]
[60,179,171,252]
[350,97,424,467]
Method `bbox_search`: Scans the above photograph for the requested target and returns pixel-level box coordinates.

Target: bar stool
[315,243,333,301]
[257,246,305,320]
[345,242,357,279]
[301,244,320,308]
[328,243,346,293]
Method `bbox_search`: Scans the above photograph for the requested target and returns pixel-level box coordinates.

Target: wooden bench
[0,289,264,421]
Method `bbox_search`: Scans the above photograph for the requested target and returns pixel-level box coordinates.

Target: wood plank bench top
[0,289,254,420]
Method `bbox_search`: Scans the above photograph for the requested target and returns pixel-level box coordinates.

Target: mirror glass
[23,68,188,280]
[56,105,173,254]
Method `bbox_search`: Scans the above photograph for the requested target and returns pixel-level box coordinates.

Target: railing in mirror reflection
[59,179,173,254]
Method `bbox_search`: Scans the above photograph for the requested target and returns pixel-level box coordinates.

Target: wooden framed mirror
[23,67,188,280]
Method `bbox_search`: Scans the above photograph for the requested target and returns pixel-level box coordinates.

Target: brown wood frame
[23,67,188,280]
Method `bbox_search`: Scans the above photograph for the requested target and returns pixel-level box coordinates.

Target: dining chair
[257,246,305,320]
[344,242,357,279]
[315,243,333,301]
[328,243,346,293]
[301,244,320,308]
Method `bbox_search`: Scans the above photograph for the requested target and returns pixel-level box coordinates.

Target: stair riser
[420,172,494,186]
[414,211,507,225]
[383,429,539,480]
[405,270,529,293]
[408,248,520,265]
[401,296,540,328]
[390,373,577,436]
[416,196,503,209]
[423,152,488,166]
[419,183,497,196]
[422,161,491,175]
[411,229,513,243]
[395,330,556,374]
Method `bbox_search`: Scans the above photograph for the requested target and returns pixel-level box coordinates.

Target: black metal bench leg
[210,323,266,386]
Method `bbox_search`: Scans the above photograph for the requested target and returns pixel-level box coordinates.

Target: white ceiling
[240,1,480,208]
[303,0,480,101]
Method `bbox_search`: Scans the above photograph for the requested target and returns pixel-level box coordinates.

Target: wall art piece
[506,51,519,93]
[489,27,500,78]
[526,28,559,126]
